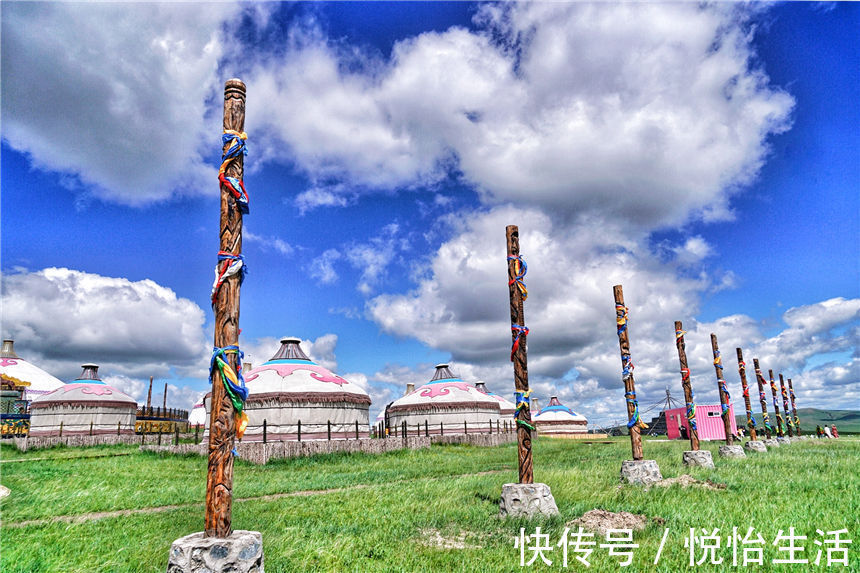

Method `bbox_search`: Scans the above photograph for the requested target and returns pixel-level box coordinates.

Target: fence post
[464,420,467,434]
[158,428,162,446]
[175,425,179,446]
[263,419,267,444]
[89,421,94,436]
[402,421,406,439]
[327,420,332,441]
[117,421,121,436]
[59,421,63,437]
[425,420,429,437]
[298,420,302,442]
[440,421,444,436]
[356,420,359,439]
[195,423,200,444]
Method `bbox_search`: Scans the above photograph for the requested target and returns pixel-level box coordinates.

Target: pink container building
[664,403,738,441]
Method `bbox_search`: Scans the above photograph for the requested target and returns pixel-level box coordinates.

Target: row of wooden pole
[614,286,801,460]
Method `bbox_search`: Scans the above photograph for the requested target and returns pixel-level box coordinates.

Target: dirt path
[3,468,511,529]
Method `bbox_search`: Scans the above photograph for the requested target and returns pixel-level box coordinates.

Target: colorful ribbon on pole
[211,251,247,307]
[625,391,648,430]
[513,390,535,430]
[209,345,249,440]
[616,304,628,336]
[510,324,529,362]
[742,386,757,427]
[507,255,528,301]
[718,379,731,416]
[680,367,696,431]
[219,130,249,213]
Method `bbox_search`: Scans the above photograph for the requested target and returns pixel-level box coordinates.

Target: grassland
[1,437,858,572]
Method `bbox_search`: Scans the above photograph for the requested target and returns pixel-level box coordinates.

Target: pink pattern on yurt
[245,364,347,386]
[419,381,473,398]
[0,358,19,367]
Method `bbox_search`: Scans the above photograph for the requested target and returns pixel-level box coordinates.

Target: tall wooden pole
[506,225,533,484]
[753,359,772,439]
[768,369,784,437]
[674,321,699,450]
[146,376,153,411]
[788,378,800,435]
[710,334,733,445]
[779,374,794,437]
[205,79,246,538]
[163,382,168,412]
[614,285,644,461]
[736,348,757,441]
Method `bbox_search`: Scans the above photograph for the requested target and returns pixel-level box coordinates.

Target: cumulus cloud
[1,267,209,380]
[244,229,295,256]
[1,2,240,204]
[246,2,792,228]
[344,223,407,295]
[308,249,342,285]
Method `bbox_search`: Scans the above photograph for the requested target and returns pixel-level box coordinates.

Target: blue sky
[2,2,857,426]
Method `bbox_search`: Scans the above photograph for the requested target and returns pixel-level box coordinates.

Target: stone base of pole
[620,460,662,485]
[777,436,792,445]
[763,438,780,448]
[499,483,559,518]
[718,445,746,459]
[682,450,715,468]
[168,531,263,573]
[744,440,767,453]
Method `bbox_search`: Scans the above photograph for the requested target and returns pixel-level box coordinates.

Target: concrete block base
[763,438,780,448]
[168,530,263,573]
[777,437,792,445]
[499,483,559,518]
[620,460,663,485]
[718,445,746,459]
[744,440,767,453]
[682,450,715,468]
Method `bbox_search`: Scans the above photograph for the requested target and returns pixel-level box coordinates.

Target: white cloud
[246,3,792,229]
[1,267,209,380]
[244,229,295,256]
[308,249,342,285]
[344,223,405,295]
[1,3,241,204]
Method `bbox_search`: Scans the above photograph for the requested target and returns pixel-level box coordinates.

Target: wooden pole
[779,374,794,437]
[768,369,784,437]
[753,359,772,439]
[146,376,153,411]
[205,78,246,539]
[162,382,168,412]
[788,378,800,435]
[674,321,699,450]
[710,334,733,445]
[507,225,535,483]
[614,286,645,460]
[736,348,757,441]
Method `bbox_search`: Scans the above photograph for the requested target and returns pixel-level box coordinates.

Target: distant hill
[735,408,860,434]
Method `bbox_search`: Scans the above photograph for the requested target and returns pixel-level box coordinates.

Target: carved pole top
[225,78,246,95]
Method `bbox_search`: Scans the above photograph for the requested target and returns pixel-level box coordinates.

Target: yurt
[209,337,371,441]
[533,396,588,435]
[188,400,207,428]
[28,364,137,437]
[0,339,65,402]
[475,381,516,418]
[386,364,500,435]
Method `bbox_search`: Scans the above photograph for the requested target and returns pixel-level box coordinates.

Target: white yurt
[188,401,207,427]
[206,337,371,441]
[386,364,500,435]
[0,339,65,402]
[533,396,588,435]
[475,381,516,418]
[28,364,137,437]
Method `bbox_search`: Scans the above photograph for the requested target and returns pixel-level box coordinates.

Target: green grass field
[735,409,860,435]
[1,437,858,572]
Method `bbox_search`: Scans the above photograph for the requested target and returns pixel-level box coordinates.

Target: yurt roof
[0,339,65,397]
[243,337,370,404]
[475,381,516,412]
[388,364,500,413]
[188,402,207,425]
[533,396,587,422]
[30,364,136,409]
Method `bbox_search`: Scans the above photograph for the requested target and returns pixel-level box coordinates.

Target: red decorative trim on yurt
[241,391,371,406]
[388,401,500,414]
